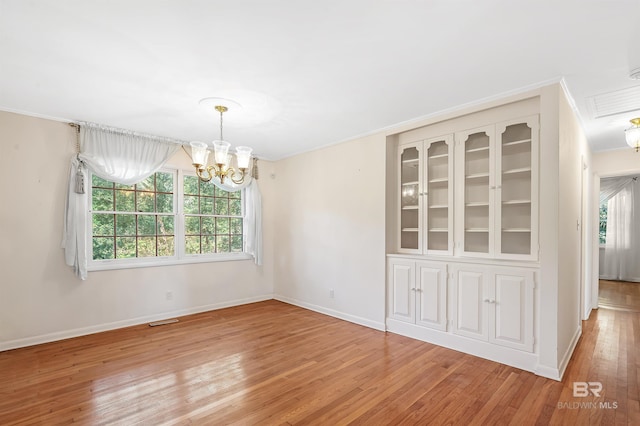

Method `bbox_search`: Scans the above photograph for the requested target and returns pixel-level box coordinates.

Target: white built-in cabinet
[387,258,447,331]
[399,136,454,254]
[389,111,540,372]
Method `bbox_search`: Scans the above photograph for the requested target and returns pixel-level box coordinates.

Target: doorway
[597,174,640,311]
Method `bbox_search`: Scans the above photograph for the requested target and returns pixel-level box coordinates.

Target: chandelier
[625,118,640,152]
[190,104,253,184]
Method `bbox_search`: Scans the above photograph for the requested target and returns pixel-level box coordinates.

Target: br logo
[573,382,603,397]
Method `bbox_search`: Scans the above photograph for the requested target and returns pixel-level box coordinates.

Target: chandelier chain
[219,107,224,140]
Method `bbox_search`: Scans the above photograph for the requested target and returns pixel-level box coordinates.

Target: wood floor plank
[1,298,639,424]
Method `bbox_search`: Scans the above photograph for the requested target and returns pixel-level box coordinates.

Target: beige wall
[272,133,387,329]
[557,87,591,371]
[535,84,593,378]
[0,111,275,350]
[536,84,560,373]
[593,148,640,177]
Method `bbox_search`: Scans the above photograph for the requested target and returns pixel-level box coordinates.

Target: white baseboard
[557,324,582,380]
[534,325,581,382]
[0,294,274,352]
[535,364,561,381]
[274,295,386,332]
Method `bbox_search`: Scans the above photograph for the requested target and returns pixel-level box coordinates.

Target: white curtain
[244,180,262,265]
[62,123,182,279]
[600,175,635,204]
[602,178,640,281]
[79,123,181,185]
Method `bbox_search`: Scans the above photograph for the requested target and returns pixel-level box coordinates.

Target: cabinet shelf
[502,167,531,175]
[466,202,489,207]
[466,172,490,180]
[466,146,490,153]
[502,138,531,147]
[401,228,419,232]
[465,228,489,233]
[429,204,448,209]
[402,158,419,164]
[428,177,449,183]
[502,199,531,205]
[502,228,531,233]
[402,181,419,186]
[428,153,449,159]
[402,205,419,210]
[428,228,448,232]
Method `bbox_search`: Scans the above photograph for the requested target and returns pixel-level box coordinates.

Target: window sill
[87,253,253,272]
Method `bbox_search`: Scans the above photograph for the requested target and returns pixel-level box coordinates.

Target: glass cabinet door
[496,116,538,259]
[425,136,453,254]
[399,144,421,252]
[459,127,494,256]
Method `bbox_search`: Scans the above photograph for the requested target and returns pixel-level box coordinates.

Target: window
[89,169,248,269]
[183,175,244,254]
[91,171,175,260]
[599,202,608,245]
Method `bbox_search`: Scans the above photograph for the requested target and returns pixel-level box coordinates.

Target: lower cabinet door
[387,258,416,323]
[415,261,447,331]
[490,270,534,352]
[389,257,535,354]
[450,265,489,341]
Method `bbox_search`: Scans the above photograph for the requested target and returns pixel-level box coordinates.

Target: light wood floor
[1,300,639,425]
[599,279,640,312]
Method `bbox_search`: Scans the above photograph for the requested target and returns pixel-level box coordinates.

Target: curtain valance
[600,175,637,204]
[79,122,182,185]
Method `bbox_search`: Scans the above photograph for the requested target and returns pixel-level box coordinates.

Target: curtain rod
[67,121,187,146]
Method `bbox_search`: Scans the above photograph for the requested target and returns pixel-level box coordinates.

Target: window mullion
[176,169,185,259]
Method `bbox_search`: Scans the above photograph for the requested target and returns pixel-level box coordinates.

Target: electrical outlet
[166,291,173,301]
[329,289,334,299]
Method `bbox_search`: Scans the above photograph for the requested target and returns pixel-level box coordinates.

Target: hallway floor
[599,279,640,312]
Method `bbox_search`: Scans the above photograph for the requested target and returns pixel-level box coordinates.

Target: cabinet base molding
[386,318,539,375]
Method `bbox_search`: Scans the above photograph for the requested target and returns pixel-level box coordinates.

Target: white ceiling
[1,0,640,160]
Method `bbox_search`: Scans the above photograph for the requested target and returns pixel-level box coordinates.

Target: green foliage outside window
[91,171,244,262]
[599,202,607,244]
[183,175,243,255]
[91,172,175,260]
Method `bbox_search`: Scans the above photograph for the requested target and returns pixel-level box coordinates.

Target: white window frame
[87,167,251,272]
